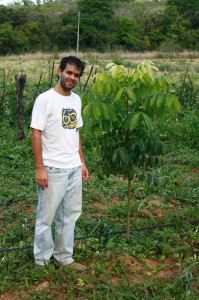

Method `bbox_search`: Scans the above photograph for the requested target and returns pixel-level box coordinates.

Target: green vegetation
[83,61,181,239]
[0,53,199,299]
[0,0,199,54]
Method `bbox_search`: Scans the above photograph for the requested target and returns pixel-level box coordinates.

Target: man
[31,56,89,271]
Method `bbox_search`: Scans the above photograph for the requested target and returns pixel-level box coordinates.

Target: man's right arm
[31,128,48,189]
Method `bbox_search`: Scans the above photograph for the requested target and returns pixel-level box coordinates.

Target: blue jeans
[34,166,82,266]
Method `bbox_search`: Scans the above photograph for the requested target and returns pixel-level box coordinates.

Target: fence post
[15,74,26,140]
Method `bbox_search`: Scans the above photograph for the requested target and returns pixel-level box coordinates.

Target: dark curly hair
[59,56,86,77]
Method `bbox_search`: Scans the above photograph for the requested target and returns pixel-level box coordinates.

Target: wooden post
[77,11,80,55]
[15,74,26,140]
[49,61,55,88]
[34,73,43,100]
[1,69,10,114]
[83,65,94,92]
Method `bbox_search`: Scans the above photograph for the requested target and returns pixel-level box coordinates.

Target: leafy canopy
[83,62,181,179]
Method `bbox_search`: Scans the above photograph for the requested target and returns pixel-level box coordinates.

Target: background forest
[0,0,199,55]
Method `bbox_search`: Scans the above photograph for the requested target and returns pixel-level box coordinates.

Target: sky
[0,0,18,5]
[0,0,37,5]
[0,0,159,6]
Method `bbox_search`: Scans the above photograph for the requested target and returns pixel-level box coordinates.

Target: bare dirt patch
[108,196,121,205]
[192,167,199,174]
[88,201,108,217]
[0,290,26,300]
[111,254,181,287]
[0,254,183,298]
[11,203,35,215]
[138,199,167,220]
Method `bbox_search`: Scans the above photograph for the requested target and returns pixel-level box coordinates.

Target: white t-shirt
[30,88,83,169]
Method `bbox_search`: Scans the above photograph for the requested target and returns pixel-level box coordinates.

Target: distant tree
[113,0,166,50]
[77,0,114,50]
[21,0,35,5]
[0,0,198,53]
[6,6,29,27]
[58,10,78,50]
[111,15,140,50]
[34,3,63,51]
[164,0,199,49]
[0,5,10,24]
[15,22,40,52]
[166,0,199,28]
[0,23,16,54]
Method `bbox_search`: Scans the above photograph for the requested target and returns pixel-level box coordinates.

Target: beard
[60,75,76,92]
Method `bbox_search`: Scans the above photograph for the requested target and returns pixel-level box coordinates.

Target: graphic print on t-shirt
[62,108,77,129]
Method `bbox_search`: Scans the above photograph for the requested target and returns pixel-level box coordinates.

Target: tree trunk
[126,178,131,240]
[15,74,26,140]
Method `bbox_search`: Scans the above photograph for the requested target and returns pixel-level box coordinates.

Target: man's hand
[82,163,89,182]
[36,167,48,189]
[32,128,47,189]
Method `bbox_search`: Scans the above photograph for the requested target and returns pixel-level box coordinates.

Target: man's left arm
[79,134,89,182]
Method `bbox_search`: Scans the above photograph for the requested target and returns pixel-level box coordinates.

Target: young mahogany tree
[82,62,181,239]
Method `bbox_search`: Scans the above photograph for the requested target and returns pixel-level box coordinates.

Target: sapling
[83,61,181,239]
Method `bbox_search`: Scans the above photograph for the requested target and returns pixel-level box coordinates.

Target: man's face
[59,63,81,92]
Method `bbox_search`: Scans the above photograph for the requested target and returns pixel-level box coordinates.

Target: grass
[0,52,199,299]
[1,50,199,84]
[0,121,198,299]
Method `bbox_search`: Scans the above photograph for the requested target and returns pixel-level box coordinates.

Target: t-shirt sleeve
[30,95,47,131]
[77,115,83,128]
[77,96,83,128]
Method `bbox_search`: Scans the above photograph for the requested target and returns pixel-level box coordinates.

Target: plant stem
[126,178,131,240]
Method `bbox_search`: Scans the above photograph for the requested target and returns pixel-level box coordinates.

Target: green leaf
[110,64,128,79]
[148,156,155,167]
[132,69,140,82]
[157,77,167,92]
[115,87,124,101]
[83,102,92,119]
[162,144,168,155]
[138,173,145,181]
[165,75,172,85]
[154,78,161,93]
[152,142,162,155]
[132,91,137,104]
[118,148,128,163]
[101,103,110,120]
[130,112,141,131]
[150,95,157,107]
[92,101,101,120]
[93,81,103,93]
[156,95,164,108]
[146,173,152,185]
[112,150,118,163]
[165,94,173,108]
[107,103,117,121]
[141,113,153,131]
[126,87,133,99]
[126,87,137,104]
[138,141,145,153]
[169,94,182,113]
[153,176,158,186]
[106,63,115,70]
[151,64,159,72]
